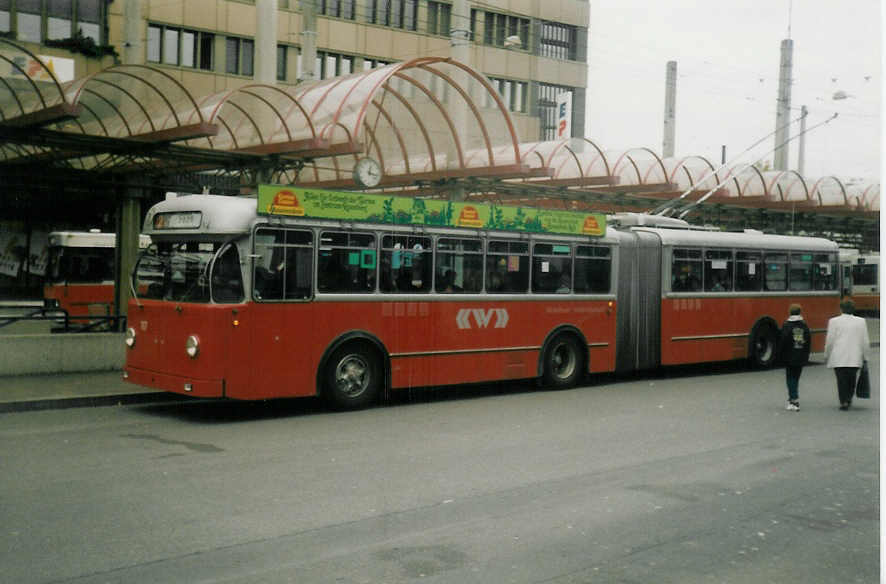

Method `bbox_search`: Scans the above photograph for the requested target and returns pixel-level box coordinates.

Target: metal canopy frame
[0,39,877,246]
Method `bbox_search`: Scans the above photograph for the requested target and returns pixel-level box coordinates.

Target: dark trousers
[834,367,858,404]
[785,365,803,401]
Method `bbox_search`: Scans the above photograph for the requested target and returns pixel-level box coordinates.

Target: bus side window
[253,228,313,301]
[532,243,572,293]
[704,249,733,292]
[487,240,529,293]
[380,235,432,293]
[574,245,611,293]
[319,231,376,293]
[672,248,702,292]
[789,252,813,291]
[735,251,762,291]
[764,252,788,291]
[812,254,837,290]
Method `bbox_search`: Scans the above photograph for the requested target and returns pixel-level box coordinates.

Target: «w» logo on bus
[456,308,509,329]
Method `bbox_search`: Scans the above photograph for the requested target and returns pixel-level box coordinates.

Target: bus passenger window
[318,231,376,293]
[532,243,572,293]
[436,238,483,293]
[735,251,762,291]
[380,235,432,293]
[764,252,788,291]
[253,228,313,301]
[574,245,611,293]
[486,240,529,293]
[671,248,702,292]
[704,249,733,292]
[789,252,813,291]
[813,254,837,290]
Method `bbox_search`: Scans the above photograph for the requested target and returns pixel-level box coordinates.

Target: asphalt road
[1,356,878,584]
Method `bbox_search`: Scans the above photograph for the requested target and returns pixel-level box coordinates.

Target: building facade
[0,0,589,142]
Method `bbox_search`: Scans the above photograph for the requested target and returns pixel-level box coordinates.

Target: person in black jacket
[779,303,811,411]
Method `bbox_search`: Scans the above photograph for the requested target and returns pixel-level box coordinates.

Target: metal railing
[0,303,126,333]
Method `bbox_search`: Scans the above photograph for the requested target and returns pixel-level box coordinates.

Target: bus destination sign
[257,185,606,237]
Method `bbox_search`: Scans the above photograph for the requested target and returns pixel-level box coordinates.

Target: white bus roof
[632,226,838,252]
[48,231,151,248]
[143,194,258,236]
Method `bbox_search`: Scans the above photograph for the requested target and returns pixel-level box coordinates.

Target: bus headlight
[185,335,200,358]
[125,327,136,348]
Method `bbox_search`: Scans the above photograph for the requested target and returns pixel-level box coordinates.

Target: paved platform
[0,371,173,413]
[0,318,879,413]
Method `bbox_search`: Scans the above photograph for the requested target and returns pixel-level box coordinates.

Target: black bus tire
[324,344,381,410]
[749,323,778,368]
[542,334,583,389]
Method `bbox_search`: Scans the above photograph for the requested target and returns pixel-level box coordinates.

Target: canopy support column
[114,184,142,330]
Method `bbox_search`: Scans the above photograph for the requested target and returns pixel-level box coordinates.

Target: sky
[585,0,881,182]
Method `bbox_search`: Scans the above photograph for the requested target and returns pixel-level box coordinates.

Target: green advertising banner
[257,185,606,237]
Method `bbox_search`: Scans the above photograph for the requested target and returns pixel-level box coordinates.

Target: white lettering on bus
[456,308,509,329]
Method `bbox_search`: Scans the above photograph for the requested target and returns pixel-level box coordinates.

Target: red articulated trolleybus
[44,231,150,318]
[122,187,840,409]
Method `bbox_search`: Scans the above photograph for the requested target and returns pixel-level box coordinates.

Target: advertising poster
[257,185,606,238]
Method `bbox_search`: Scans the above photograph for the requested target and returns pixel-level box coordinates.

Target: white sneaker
[785,401,799,411]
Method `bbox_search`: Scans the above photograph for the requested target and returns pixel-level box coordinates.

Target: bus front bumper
[123,366,225,398]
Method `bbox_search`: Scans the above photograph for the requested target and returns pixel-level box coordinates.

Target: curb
[0,392,184,414]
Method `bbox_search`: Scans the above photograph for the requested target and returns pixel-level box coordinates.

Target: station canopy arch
[0,38,877,243]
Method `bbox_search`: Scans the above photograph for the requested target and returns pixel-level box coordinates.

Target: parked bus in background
[122,188,841,409]
[44,231,150,318]
[849,253,880,314]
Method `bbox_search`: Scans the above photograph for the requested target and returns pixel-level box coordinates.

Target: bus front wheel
[324,344,381,410]
[542,334,583,389]
[750,324,778,368]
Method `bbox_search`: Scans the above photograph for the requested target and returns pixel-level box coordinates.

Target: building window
[427,1,450,36]
[538,83,574,141]
[369,0,417,30]
[1,0,104,45]
[488,77,527,113]
[77,0,101,43]
[277,45,287,81]
[478,10,529,48]
[225,36,254,76]
[0,0,8,33]
[539,21,577,60]
[362,57,391,71]
[17,0,41,43]
[320,0,355,20]
[316,50,354,79]
[148,24,213,70]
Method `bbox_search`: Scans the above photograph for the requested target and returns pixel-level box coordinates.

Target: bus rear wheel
[542,334,583,389]
[750,324,778,368]
[324,344,381,410]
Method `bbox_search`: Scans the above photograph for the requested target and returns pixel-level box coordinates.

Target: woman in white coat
[824,299,871,410]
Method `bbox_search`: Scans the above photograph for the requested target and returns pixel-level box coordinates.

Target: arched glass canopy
[0,38,877,218]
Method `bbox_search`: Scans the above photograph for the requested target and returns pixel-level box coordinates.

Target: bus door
[614,230,661,373]
[229,228,316,399]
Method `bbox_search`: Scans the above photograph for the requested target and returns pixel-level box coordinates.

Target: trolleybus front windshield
[134,241,243,303]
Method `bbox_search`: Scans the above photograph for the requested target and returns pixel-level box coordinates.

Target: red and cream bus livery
[123,188,840,409]
[44,231,150,317]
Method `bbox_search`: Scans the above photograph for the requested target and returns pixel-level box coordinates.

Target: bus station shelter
[0,39,878,311]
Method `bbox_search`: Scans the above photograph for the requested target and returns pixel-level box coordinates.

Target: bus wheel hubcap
[335,356,368,397]
[553,343,576,379]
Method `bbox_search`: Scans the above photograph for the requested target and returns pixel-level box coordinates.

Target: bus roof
[632,226,838,252]
[143,194,258,236]
[48,231,151,248]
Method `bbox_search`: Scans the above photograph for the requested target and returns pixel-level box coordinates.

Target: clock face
[353,157,382,187]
